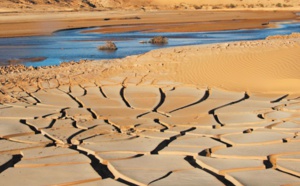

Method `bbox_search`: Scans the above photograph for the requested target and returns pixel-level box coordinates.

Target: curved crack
[153,88,166,112]
[148,171,173,185]
[120,86,132,108]
[169,89,209,113]
[20,119,41,134]
[184,156,234,186]
[57,88,84,108]
[99,86,107,98]
[209,92,249,125]
[271,94,289,103]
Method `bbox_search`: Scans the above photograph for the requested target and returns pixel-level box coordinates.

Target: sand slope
[167,40,300,93]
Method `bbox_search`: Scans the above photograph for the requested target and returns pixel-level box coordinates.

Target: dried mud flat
[0,35,300,185]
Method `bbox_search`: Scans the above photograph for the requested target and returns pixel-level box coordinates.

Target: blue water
[0,21,300,67]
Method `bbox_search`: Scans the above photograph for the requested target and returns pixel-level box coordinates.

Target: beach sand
[0,32,299,185]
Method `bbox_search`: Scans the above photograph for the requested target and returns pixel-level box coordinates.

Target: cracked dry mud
[0,82,299,185]
[0,38,300,185]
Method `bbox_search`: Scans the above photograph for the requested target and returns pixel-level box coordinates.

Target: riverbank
[1,20,299,67]
[0,10,299,38]
[1,33,300,95]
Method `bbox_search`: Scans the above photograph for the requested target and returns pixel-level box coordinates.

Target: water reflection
[0,21,299,67]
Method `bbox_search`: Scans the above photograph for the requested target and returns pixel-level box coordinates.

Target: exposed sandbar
[0,10,297,38]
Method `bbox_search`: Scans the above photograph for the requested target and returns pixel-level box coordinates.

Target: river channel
[0,20,299,66]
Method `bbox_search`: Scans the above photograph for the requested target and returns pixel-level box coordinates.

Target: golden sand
[0,4,299,185]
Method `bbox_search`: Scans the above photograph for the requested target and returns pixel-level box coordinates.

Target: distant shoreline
[0,10,298,38]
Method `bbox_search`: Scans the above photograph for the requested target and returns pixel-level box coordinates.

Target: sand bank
[1,34,299,95]
[0,10,298,38]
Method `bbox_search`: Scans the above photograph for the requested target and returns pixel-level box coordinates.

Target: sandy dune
[0,33,299,185]
[161,39,300,93]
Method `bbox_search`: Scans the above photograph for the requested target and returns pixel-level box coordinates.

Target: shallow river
[0,21,300,67]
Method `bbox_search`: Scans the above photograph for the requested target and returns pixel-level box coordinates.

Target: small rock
[98,41,118,51]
